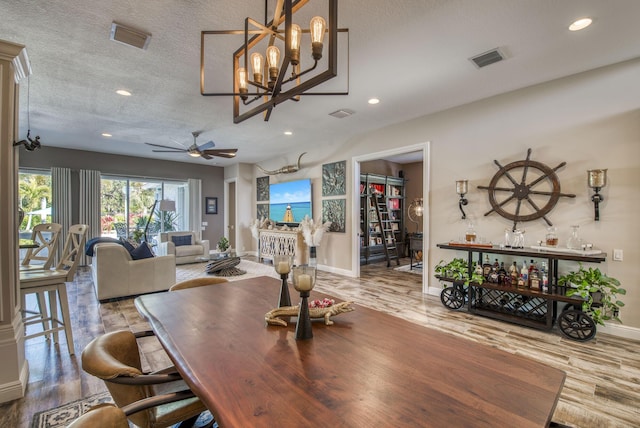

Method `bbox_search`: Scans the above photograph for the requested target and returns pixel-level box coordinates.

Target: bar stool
[20,224,88,355]
[20,222,63,271]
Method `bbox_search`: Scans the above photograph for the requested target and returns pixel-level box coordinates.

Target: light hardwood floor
[1,258,639,427]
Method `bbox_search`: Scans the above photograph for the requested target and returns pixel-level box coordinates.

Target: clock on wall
[478,148,575,231]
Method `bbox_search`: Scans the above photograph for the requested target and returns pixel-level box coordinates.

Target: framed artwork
[257,203,269,220]
[205,197,218,214]
[322,198,346,233]
[322,160,346,197]
[257,176,270,201]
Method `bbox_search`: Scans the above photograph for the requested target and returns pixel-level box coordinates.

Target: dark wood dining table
[135,276,565,427]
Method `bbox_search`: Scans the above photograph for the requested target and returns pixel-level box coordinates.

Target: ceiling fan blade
[200,153,213,160]
[202,149,238,159]
[145,142,187,151]
[151,149,189,153]
[198,140,216,150]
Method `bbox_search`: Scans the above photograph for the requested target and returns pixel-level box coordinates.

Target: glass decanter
[545,227,558,247]
[566,225,582,250]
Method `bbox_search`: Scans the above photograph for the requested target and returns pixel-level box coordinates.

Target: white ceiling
[3,0,640,166]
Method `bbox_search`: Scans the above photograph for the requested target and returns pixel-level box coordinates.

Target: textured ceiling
[2,0,640,166]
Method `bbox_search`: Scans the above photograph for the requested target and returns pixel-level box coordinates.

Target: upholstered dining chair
[81,330,211,428]
[20,222,63,271]
[20,224,88,355]
[67,403,129,428]
[168,277,229,292]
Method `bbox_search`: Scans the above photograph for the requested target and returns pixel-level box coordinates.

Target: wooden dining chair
[81,330,212,428]
[168,277,229,292]
[20,222,63,271]
[20,224,88,355]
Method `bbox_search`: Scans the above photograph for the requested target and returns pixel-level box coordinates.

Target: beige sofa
[91,243,176,301]
[156,231,210,265]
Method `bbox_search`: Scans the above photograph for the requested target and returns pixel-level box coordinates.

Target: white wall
[235,58,640,330]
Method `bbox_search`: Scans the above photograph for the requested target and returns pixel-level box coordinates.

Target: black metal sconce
[456,180,468,220]
[587,169,607,221]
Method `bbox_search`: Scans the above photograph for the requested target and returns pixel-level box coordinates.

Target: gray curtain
[188,178,202,240]
[79,169,101,265]
[51,166,72,263]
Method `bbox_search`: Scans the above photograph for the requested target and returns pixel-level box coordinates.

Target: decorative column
[0,38,30,403]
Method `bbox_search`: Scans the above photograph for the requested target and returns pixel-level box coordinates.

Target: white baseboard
[318,264,356,278]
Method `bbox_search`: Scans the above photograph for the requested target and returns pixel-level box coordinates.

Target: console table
[258,229,307,266]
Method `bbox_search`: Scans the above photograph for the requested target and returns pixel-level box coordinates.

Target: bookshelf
[359,173,405,265]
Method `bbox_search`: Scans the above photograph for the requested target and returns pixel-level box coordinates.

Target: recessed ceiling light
[368,98,380,105]
[284,131,293,136]
[101,133,112,137]
[569,18,592,31]
[116,89,132,96]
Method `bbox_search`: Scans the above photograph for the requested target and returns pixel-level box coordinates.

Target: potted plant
[558,263,626,326]
[217,236,230,253]
[434,258,484,286]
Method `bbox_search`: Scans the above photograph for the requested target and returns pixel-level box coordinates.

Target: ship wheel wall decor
[478,148,575,231]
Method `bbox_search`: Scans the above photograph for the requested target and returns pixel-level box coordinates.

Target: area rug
[393,263,423,275]
[176,258,280,283]
[31,392,113,428]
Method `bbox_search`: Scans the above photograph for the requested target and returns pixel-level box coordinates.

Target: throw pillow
[130,242,155,260]
[119,237,136,253]
[171,235,192,247]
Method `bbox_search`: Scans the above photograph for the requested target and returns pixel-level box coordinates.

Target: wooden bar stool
[20,224,88,355]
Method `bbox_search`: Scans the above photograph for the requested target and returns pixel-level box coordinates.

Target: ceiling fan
[145,131,238,160]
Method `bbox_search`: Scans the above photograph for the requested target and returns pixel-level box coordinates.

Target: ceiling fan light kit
[201,0,348,123]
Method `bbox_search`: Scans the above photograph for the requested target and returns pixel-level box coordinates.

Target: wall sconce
[456,180,469,219]
[587,169,607,221]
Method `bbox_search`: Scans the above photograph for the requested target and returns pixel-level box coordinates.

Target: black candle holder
[292,265,316,341]
[295,290,313,340]
[278,273,291,307]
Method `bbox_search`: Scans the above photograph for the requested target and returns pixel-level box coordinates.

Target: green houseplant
[558,263,626,326]
[434,258,484,286]
[217,236,230,253]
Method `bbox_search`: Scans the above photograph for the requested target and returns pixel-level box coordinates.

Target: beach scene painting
[269,179,312,224]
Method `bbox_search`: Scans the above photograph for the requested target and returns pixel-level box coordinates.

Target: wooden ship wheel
[478,149,575,230]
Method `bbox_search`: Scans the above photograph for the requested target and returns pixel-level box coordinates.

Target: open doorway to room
[352,143,430,294]
[224,178,237,252]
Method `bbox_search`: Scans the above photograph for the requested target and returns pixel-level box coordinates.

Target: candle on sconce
[297,274,312,291]
[456,179,468,195]
[588,169,607,189]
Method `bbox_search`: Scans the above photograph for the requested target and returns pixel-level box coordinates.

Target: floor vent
[329,109,355,119]
[469,48,505,68]
[110,22,152,50]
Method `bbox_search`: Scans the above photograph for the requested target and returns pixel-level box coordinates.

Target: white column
[0,39,30,403]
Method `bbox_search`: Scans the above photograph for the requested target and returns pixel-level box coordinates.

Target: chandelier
[200,0,347,123]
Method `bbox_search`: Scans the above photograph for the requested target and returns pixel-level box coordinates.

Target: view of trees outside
[101,176,188,240]
[18,172,52,231]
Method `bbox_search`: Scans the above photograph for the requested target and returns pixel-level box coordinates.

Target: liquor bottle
[540,261,549,292]
[482,255,492,278]
[509,261,518,286]
[529,262,541,290]
[519,260,528,287]
[498,262,507,284]
[489,264,499,283]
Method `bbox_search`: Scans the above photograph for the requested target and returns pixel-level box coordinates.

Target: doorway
[352,142,430,294]
[224,179,237,251]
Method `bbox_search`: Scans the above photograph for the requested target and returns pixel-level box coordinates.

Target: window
[18,170,52,237]
[100,176,189,241]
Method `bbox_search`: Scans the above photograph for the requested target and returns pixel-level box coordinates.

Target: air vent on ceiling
[469,48,505,69]
[110,22,151,50]
[329,109,355,119]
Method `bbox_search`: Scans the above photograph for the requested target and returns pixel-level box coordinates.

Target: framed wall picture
[322,160,346,197]
[322,198,346,233]
[205,197,218,214]
[257,176,270,201]
[257,203,269,220]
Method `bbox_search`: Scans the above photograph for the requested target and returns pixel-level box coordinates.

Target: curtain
[51,167,72,263]
[188,178,202,240]
[79,169,101,265]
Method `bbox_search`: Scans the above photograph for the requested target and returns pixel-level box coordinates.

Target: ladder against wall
[359,173,405,265]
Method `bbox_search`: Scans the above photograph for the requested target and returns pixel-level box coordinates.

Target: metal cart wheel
[440,287,465,310]
[558,309,596,341]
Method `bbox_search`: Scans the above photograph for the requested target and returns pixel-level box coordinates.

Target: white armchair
[157,231,210,265]
[91,243,176,301]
